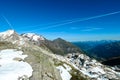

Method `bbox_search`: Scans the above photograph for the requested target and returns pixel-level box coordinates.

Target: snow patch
[0,30,14,37]
[22,33,44,41]
[90,67,106,74]
[56,66,72,80]
[0,49,33,80]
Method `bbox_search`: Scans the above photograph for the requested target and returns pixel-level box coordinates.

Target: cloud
[81,27,103,32]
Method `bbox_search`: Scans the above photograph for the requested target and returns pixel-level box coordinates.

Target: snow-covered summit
[0,30,45,46]
[22,33,45,41]
[0,30,45,42]
[0,30,24,45]
[0,30,15,37]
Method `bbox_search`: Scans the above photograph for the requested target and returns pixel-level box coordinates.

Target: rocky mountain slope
[0,30,120,80]
[42,38,83,55]
[22,33,82,55]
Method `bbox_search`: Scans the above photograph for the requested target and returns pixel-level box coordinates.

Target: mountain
[0,30,19,41]
[43,38,83,55]
[22,33,83,55]
[88,41,120,60]
[0,30,63,80]
[0,30,120,80]
[72,40,112,51]
[21,33,45,42]
[0,30,89,80]
[73,40,120,61]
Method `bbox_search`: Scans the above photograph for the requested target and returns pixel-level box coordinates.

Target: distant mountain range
[73,40,120,61]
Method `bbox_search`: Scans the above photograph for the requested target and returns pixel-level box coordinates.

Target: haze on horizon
[0,0,120,41]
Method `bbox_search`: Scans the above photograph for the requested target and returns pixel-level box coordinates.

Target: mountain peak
[53,38,66,42]
[22,33,45,41]
[0,30,15,37]
[0,30,24,45]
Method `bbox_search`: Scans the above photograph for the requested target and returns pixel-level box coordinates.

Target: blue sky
[0,0,120,41]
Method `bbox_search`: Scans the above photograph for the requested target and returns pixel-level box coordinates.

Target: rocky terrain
[0,30,120,80]
[66,53,120,80]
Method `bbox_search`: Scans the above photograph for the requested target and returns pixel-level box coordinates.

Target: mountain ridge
[0,30,120,80]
